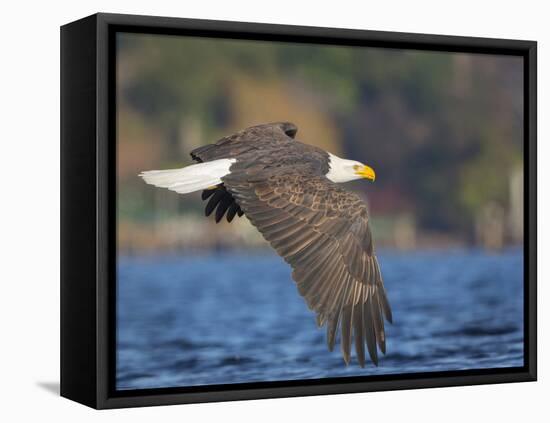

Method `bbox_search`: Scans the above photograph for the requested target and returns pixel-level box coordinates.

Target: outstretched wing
[223,164,392,367]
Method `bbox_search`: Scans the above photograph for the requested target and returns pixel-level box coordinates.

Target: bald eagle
[140,122,392,367]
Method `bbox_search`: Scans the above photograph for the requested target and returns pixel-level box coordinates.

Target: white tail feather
[139,159,236,194]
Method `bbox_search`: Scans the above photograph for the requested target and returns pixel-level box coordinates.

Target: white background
[1,0,546,421]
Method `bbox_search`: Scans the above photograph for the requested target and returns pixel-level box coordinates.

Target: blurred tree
[116,33,523,250]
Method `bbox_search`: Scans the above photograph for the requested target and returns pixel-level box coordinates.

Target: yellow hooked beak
[355,164,376,182]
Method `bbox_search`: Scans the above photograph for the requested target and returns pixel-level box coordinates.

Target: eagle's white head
[326,153,376,184]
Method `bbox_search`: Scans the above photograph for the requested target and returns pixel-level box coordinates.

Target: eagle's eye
[285,128,297,138]
[282,123,298,138]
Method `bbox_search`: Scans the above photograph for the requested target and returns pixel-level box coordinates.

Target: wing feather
[226,203,239,222]
[223,166,392,367]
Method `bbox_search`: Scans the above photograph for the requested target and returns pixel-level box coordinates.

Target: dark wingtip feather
[201,189,216,201]
[215,195,233,223]
[376,295,388,355]
[226,203,239,222]
[202,185,242,224]
[373,257,393,324]
[353,303,366,368]
[369,290,386,355]
[327,313,340,352]
[205,190,224,217]
[364,296,379,365]
[340,306,353,366]
[380,289,393,324]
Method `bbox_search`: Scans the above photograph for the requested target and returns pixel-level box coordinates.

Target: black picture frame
[60,12,537,409]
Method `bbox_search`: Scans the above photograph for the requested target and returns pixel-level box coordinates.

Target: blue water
[116,249,524,390]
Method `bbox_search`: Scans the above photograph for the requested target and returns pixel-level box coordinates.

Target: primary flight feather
[140,122,392,367]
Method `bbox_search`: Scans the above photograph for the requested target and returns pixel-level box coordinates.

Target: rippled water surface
[117,249,524,390]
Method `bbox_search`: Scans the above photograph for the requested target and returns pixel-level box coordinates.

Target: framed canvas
[60,12,537,409]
